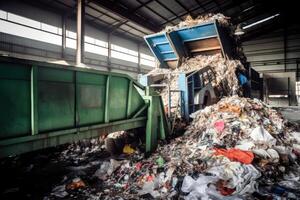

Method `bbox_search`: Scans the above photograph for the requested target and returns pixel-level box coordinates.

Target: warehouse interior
[1,0,300,199]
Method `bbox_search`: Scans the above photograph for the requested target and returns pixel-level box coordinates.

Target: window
[112,44,138,56]
[111,50,138,63]
[140,53,155,67]
[84,35,108,56]
[65,31,108,56]
[0,9,155,66]
[85,43,108,56]
[8,12,40,29]
[0,10,61,45]
[111,44,138,63]
[0,10,7,19]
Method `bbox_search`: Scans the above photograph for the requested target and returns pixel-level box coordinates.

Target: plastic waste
[66,177,86,190]
[156,156,165,167]
[181,175,219,199]
[214,148,254,164]
[93,161,110,179]
[250,126,276,146]
[214,120,225,132]
[51,185,68,198]
[123,144,135,154]
[235,140,255,151]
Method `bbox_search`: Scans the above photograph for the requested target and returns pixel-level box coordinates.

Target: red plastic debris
[217,180,235,196]
[146,175,154,182]
[214,148,254,164]
[214,121,225,132]
[135,162,142,170]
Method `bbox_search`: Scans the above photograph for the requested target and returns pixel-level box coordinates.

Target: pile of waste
[62,96,298,199]
[164,13,231,32]
[148,53,244,115]
[7,96,297,199]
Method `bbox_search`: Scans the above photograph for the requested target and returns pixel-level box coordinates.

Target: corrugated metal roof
[30,0,291,42]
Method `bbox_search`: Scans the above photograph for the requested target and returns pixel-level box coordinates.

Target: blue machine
[141,20,235,120]
[179,67,218,120]
[144,20,234,69]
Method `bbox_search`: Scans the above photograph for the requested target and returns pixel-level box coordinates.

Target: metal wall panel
[108,76,129,121]
[0,2,154,76]
[242,26,300,75]
[0,62,31,139]
[77,72,107,125]
[38,67,75,132]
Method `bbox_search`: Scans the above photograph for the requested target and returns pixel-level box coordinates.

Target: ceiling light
[234,24,244,35]
[243,13,280,29]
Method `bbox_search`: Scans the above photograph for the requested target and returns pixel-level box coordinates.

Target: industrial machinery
[0,56,169,158]
[144,20,234,69]
[140,20,262,120]
[179,66,219,120]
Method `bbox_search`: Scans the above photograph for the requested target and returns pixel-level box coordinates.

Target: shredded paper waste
[163,13,231,32]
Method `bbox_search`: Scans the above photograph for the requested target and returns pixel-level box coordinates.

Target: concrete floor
[273,106,300,123]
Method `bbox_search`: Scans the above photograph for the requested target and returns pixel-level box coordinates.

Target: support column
[138,43,141,73]
[76,0,85,65]
[31,66,38,135]
[107,33,112,71]
[283,14,287,72]
[62,14,67,59]
[288,77,291,106]
[297,62,299,81]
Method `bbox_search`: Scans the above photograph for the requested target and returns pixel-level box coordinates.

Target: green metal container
[0,57,168,157]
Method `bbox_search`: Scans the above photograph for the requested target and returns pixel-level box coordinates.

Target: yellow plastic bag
[123,144,135,154]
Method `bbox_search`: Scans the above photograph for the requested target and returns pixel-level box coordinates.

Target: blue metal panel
[161,52,176,60]
[144,33,178,66]
[175,23,217,42]
[143,21,224,69]
[148,34,168,44]
[169,31,187,57]
[178,70,206,121]
[156,43,173,52]
[178,73,189,120]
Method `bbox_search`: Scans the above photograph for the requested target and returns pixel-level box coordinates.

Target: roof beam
[195,0,251,22]
[231,3,279,25]
[52,0,145,41]
[131,0,154,12]
[193,0,207,12]
[155,0,184,21]
[212,0,222,11]
[175,0,191,14]
[160,1,212,26]
[135,0,176,26]
[90,0,160,32]
[86,4,149,35]
[161,0,239,26]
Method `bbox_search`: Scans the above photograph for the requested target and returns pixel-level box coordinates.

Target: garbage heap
[150,53,244,114]
[147,14,245,116]
[91,96,300,199]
